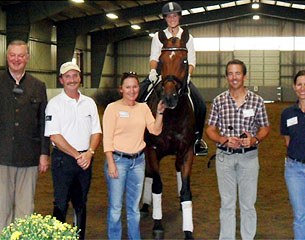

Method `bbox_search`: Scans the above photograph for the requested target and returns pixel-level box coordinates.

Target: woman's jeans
[105,152,145,240]
[285,157,305,239]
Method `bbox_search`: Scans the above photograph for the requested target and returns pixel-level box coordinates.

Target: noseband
[161,47,188,52]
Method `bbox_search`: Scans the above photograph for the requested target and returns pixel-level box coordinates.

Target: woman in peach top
[103,71,165,239]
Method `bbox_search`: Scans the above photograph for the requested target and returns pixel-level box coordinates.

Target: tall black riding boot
[189,82,208,156]
[74,207,87,240]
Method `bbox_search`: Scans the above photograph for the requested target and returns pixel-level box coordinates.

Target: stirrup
[194,139,208,156]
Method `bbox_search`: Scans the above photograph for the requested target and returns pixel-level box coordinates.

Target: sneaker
[194,139,208,156]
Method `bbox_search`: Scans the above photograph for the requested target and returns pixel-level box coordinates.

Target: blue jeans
[105,152,145,240]
[285,157,305,239]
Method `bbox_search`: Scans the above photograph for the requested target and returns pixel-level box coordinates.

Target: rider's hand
[149,69,158,82]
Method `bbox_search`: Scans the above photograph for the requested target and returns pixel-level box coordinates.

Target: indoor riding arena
[34,102,294,239]
[1,1,305,239]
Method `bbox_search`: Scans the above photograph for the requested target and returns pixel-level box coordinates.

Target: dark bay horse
[142,30,198,240]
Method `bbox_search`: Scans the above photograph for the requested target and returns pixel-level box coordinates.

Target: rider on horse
[141,1,208,156]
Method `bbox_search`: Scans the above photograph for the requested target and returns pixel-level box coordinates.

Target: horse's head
[158,30,189,109]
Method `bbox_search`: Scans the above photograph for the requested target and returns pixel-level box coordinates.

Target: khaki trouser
[0,165,38,231]
[216,149,259,240]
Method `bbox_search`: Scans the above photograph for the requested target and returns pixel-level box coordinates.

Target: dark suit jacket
[0,70,50,167]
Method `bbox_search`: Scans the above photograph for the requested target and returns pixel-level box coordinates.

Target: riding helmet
[162,2,182,17]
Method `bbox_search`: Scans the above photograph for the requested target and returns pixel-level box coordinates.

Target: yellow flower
[10,231,22,240]
[1,213,79,240]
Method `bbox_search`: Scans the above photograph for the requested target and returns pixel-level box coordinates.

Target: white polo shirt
[45,90,102,151]
[150,26,196,67]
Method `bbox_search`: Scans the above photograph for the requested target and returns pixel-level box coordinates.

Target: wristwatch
[88,148,95,155]
[254,137,260,145]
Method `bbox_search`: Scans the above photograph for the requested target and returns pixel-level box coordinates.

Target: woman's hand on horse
[157,100,165,114]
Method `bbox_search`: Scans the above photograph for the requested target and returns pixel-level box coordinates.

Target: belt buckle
[221,147,233,155]
[228,147,234,154]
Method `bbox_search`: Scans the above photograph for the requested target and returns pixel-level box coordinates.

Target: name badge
[243,109,255,118]
[119,111,129,118]
[287,116,298,127]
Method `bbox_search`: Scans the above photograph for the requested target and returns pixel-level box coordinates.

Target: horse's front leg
[144,148,165,239]
[151,167,164,239]
[180,147,194,240]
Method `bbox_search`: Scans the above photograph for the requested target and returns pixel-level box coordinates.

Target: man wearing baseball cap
[59,61,81,75]
[45,61,102,239]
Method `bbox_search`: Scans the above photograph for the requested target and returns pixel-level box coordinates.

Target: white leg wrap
[152,193,162,220]
[142,177,153,205]
[176,172,182,197]
[181,201,193,232]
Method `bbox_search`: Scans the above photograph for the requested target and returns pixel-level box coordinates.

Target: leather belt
[217,146,257,154]
[113,150,144,159]
[288,156,305,164]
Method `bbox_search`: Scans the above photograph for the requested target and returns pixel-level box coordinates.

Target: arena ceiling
[1,1,305,87]
[1,0,305,42]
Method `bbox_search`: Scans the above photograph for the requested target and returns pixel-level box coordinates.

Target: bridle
[160,46,189,96]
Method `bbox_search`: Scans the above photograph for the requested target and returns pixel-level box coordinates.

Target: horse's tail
[93,88,121,108]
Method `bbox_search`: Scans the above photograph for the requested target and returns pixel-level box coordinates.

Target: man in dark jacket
[0,40,50,231]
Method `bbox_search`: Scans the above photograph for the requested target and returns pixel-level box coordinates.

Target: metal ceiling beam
[3,1,69,45]
[279,0,305,4]
[100,2,305,43]
[90,32,110,88]
[98,4,251,43]
[258,3,305,22]
[55,1,234,35]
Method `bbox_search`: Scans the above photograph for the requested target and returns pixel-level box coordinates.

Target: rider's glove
[149,69,158,83]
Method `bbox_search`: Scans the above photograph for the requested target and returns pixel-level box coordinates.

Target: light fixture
[181,10,190,16]
[71,0,84,3]
[131,24,141,30]
[190,7,205,14]
[253,15,260,20]
[106,13,118,19]
[252,3,260,9]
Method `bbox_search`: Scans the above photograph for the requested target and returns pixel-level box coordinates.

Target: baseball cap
[59,62,81,75]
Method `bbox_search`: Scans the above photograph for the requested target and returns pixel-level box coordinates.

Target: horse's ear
[181,29,190,44]
[158,30,167,44]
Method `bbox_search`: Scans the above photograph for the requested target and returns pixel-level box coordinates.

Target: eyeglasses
[12,84,24,95]
[122,71,138,78]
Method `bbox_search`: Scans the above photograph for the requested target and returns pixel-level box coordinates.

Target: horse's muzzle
[162,93,178,109]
